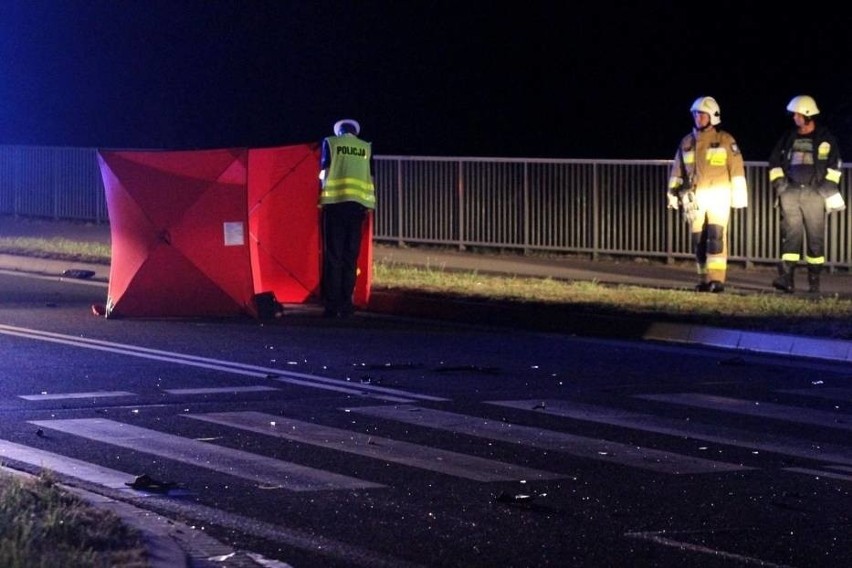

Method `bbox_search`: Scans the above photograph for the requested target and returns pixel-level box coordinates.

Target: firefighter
[768,95,845,293]
[667,96,749,293]
[318,119,375,318]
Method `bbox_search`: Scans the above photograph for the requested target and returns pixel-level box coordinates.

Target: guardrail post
[457,160,465,251]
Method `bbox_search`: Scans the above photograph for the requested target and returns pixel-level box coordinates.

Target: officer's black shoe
[323,308,340,319]
[708,281,725,293]
[695,282,712,292]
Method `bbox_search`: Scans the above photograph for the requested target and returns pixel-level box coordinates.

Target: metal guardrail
[373,155,850,270]
[1,146,850,270]
[0,146,108,223]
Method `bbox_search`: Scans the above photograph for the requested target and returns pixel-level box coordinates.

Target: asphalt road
[0,271,850,567]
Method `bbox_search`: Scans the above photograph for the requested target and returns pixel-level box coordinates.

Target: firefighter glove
[667,192,679,210]
[731,186,748,209]
[680,190,699,224]
[825,192,846,214]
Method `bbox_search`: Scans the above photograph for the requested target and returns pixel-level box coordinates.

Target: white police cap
[333,119,360,136]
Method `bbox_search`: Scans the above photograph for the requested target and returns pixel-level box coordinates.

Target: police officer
[768,95,846,294]
[318,119,375,318]
[667,96,749,293]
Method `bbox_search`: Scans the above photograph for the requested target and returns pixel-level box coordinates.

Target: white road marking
[0,439,139,491]
[780,387,852,402]
[489,399,852,466]
[636,393,852,431]
[350,405,749,474]
[185,411,562,482]
[783,467,852,483]
[19,390,135,400]
[29,418,384,491]
[624,531,794,567]
[0,323,446,403]
[0,438,419,568]
[163,386,279,395]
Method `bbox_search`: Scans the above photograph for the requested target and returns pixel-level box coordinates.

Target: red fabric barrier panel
[97,149,257,318]
[247,144,322,303]
[97,143,372,319]
[353,212,373,307]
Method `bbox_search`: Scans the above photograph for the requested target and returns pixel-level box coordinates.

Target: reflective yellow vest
[320,135,375,209]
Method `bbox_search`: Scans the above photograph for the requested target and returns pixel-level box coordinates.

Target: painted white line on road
[0,323,446,403]
[270,377,414,402]
[0,438,419,568]
[186,411,562,482]
[780,387,852,402]
[163,386,279,395]
[19,390,135,401]
[0,439,138,491]
[784,467,852,483]
[30,418,384,491]
[636,393,852,431]
[351,405,748,474]
[490,399,852,466]
[624,531,794,568]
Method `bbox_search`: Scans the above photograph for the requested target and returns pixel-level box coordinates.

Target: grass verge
[372,262,852,339]
[0,470,147,567]
[0,236,111,264]
[2,235,851,338]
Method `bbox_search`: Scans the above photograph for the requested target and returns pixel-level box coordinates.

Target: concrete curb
[643,321,852,363]
[367,290,852,364]
[2,253,851,365]
[0,253,110,282]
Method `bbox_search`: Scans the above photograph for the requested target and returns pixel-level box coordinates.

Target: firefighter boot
[772,262,796,293]
[807,265,821,293]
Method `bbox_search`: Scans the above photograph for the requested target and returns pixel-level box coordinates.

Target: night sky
[1,1,851,160]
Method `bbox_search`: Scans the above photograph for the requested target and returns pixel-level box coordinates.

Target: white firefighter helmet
[786,95,820,117]
[333,119,361,136]
[690,96,721,125]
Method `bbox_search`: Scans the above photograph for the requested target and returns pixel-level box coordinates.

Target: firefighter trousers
[689,186,731,283]
[777,185,825,262]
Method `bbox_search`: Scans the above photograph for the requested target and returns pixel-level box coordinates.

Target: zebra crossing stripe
[779,387,852,402]
[783,467,852,483]
[636,393,852,431]
[162,386,279,395]
[0,438,421,568]
[29,418,384,491]
[19,390,135,401]
[185,411,562,482]
[350,405,749,474]
[0,439,137,491]
[489,399,852,466]
[624,531,794,568]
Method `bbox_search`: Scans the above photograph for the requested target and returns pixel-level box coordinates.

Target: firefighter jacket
[668,127,748,208]
[768,124,843,200]
[320,134,376,209]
